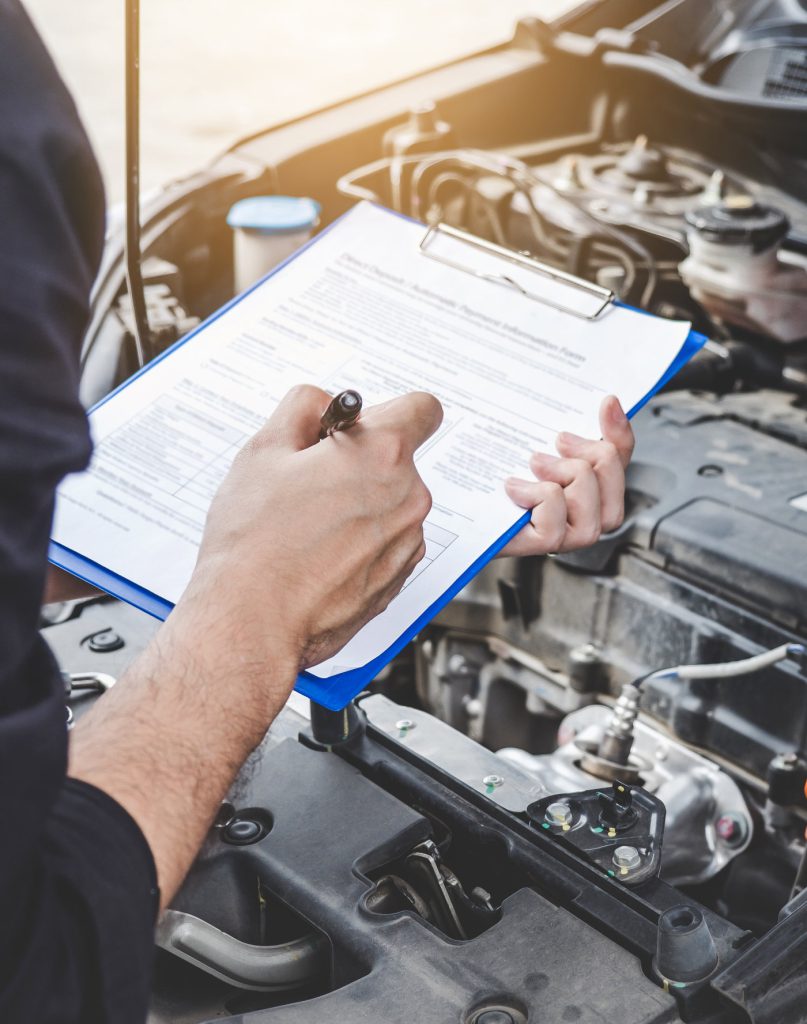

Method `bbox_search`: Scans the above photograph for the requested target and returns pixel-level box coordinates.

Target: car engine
[49,1,807,1020]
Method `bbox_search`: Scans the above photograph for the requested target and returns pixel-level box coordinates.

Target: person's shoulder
[0,1,95,162]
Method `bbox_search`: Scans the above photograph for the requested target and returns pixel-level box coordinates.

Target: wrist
[165,578,302,728]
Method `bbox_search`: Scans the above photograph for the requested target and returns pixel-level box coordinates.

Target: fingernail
[529,455,551,476]
[557,431,584,447]
[609,397,626,422]
[505,477,531,501]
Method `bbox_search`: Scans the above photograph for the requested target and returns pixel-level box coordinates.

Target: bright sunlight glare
[24,0,580,200]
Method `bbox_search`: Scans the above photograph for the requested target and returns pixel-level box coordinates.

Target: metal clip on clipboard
[419,222,614,320]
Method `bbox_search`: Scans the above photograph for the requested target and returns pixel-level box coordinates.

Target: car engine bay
[48,1,807,1020]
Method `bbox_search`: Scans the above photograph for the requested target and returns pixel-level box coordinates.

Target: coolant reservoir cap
[686,198,789,252]
[227,196,321,236]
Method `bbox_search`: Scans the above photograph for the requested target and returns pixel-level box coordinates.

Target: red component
[716,815,740,842]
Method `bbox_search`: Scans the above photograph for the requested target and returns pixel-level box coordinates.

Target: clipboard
[49,204,706,710]
[418,217,703,416]
[420,221,614,320]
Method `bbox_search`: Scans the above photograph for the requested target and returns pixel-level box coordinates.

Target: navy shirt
[0,2,158,1020]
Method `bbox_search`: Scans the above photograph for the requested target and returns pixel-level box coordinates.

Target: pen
[319,389,363,439]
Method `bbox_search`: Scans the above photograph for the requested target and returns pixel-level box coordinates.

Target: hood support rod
[125,0,152,366]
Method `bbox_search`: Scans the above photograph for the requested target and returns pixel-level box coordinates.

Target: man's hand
[500,396,634,557]
[176,384,443,681]
[70,385,442,908]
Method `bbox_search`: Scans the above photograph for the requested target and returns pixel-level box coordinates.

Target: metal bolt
[715,813,748,848]
[703,169,727,203]
[568,642,603,692]
[87,628,125,653]
[546,801,574,826]
[464,697,483,719]
[613,846,641,871]
[223,818,262,845]
[476,1012,515,1024]
[470,886,493,906]
[395,718,416,734]
[448,653,469,675]
[483,774,504,789]
[571,642,600,663]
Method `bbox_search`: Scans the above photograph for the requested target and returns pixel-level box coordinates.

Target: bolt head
[447,653,469,674]
[475,1013,515,1024]
[715,813,748,847]
[483,774,504,788]
[571,642,600,663]
[464,697,483,719]
[395,719,416,732]
[546,801,574,826]
[223,818,262,845]
[87,628,125,653]
[613,845,642,871]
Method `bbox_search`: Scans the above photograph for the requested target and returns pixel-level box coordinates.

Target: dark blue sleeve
[0,2,158,1020]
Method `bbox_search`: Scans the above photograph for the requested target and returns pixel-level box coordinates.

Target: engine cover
[153,728,683,1024]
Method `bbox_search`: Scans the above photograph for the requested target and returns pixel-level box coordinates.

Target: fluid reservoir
[227,196,321,293]
[382,101,455,212]
[382,100,454,159]
[679,197,807,342]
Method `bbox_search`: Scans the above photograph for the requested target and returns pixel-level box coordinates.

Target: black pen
[319,390,363,439]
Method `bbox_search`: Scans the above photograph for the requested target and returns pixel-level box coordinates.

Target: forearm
[68,385,442,912]
[68,594,297,909]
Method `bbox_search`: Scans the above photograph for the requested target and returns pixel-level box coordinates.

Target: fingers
[357,530,428,627]
[249,384,333,454]
[554,398,634,533]
[551,438,624,533]
[385,535,428,602]
[599,395,635,467]
[248,388,443,464]
[555,398,633,468]
[360,391,444,457]
[528,453,602,549]
[502,478,569,557]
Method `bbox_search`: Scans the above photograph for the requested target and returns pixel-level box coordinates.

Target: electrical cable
[636,643,806,688]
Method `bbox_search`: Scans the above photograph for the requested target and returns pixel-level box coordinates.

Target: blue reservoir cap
[227,195,321,235]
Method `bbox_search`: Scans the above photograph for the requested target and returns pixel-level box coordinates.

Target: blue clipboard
[49,204,706,710]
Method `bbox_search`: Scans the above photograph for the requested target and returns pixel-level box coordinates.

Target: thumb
[362,391,444,456]
[251,384,332,453]
[599,395,634,468]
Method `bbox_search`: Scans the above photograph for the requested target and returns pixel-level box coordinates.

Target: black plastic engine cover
[171,738,680,1024]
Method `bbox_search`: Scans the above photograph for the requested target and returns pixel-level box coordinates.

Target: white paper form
[52,202,691,678]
